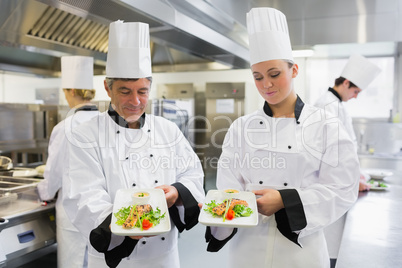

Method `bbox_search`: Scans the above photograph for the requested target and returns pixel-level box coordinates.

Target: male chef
[63,21,204,268]
[314,54,381,268]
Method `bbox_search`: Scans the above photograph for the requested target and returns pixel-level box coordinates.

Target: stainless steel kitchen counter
[337,171,402,267]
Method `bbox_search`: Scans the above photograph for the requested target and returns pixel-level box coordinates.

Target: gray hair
[105,77,153,90]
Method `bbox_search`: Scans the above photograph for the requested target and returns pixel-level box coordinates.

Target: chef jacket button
[132,183,136,187]
[288,145,292,149]
[296,121,300,124]
[117,130,120,134]
[150,154,153,157]
[259,121,263,124]
[284,182,288,186]
[142,241,146,245]
[155,180,158,184]
[259,181,263,184]
[161,237,165,241]
[125,157,129,160]
[147,129,151,132]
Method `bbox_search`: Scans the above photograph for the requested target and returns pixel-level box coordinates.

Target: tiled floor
[18,170,226,268]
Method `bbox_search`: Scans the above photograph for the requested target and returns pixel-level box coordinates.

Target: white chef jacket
[63,109,205,268]
[37,106,99,268]
[208,97,359,268]
[314,89,357,149]
[314,88,358,259]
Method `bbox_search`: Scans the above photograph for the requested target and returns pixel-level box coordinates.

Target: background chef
[314,54,381,267]
[205,7,360,268]
[37,55,98,268]
[63,21,204,268]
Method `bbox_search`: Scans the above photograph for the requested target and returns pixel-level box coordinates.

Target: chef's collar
[107,103,145,128]
[74,104,98,113]
[263,95,304,122]
[328,87,342,102]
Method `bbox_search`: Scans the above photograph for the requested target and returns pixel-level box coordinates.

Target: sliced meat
[212,202,227,216]
[229,199,248,210]
[122,205,138,228]
[122,204,153,229]
[212,199,249,216]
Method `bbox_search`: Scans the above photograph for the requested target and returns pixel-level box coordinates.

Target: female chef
[205,7,360,268]
[63,21,204,268]
[37,56,98,268]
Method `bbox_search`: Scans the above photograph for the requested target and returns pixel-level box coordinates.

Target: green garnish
[222,198,232,222]
[232,204,253,217]
[114,206,166,229]
[368,180,388,188]
[204,199,253,220]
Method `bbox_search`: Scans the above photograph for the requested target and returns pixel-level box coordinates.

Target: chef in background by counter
[37,56,99,268]
[205,7,360,268]
[63,20,204,268]
[314,54,381,268]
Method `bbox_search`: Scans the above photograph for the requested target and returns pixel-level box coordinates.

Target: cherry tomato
[142,219,153,230]
[225,209,235,220]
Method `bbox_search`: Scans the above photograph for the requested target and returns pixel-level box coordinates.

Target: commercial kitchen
[0,0,402,267]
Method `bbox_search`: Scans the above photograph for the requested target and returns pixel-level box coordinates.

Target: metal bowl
[0,156,13,170]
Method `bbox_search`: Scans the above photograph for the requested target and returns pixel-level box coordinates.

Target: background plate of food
[111,188,171,236]
[362,168,393,180]
[368,180,390,191]
[199,189,258,227]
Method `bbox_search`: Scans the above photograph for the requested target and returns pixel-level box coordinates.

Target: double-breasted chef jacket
[38,105,99,268]
[315,88,359,260]
[206,96,359,268]
[63,105,205,268]
[315,88,357,149]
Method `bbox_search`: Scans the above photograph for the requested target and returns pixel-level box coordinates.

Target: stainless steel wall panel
[298,12,399,46]
[157,83,195,99]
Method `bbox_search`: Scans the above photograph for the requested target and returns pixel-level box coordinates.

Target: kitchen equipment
[0,175,56,268]
[0,157,13,170]
[0,168,39,178]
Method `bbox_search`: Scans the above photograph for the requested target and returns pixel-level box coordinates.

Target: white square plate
[368,180,390,191]
[199,190,258,227]
[111,188,171,236]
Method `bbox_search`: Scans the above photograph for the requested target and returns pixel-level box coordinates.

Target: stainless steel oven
[0,175,56,268]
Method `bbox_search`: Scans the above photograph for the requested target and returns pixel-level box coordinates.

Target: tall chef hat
[61,56,94,89]
[340,54,381,89]
[247,7,294,66]
[106,20,152,78]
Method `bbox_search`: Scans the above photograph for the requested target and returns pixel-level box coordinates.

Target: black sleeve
[205,226,238,252]
[89,214,138,268]
[275,189,307,247]
[169,182,200,232]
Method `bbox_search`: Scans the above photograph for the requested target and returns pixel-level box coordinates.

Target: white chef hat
[61,56,94,89]
[106,20,152,78]
[340,54,381,89]
[247,7,294,66]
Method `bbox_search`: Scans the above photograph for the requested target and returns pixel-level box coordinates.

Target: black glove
[90,213,138,268]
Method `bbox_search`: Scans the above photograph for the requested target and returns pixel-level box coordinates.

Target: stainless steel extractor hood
[0,0,252,77]
[0,0,401,77]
